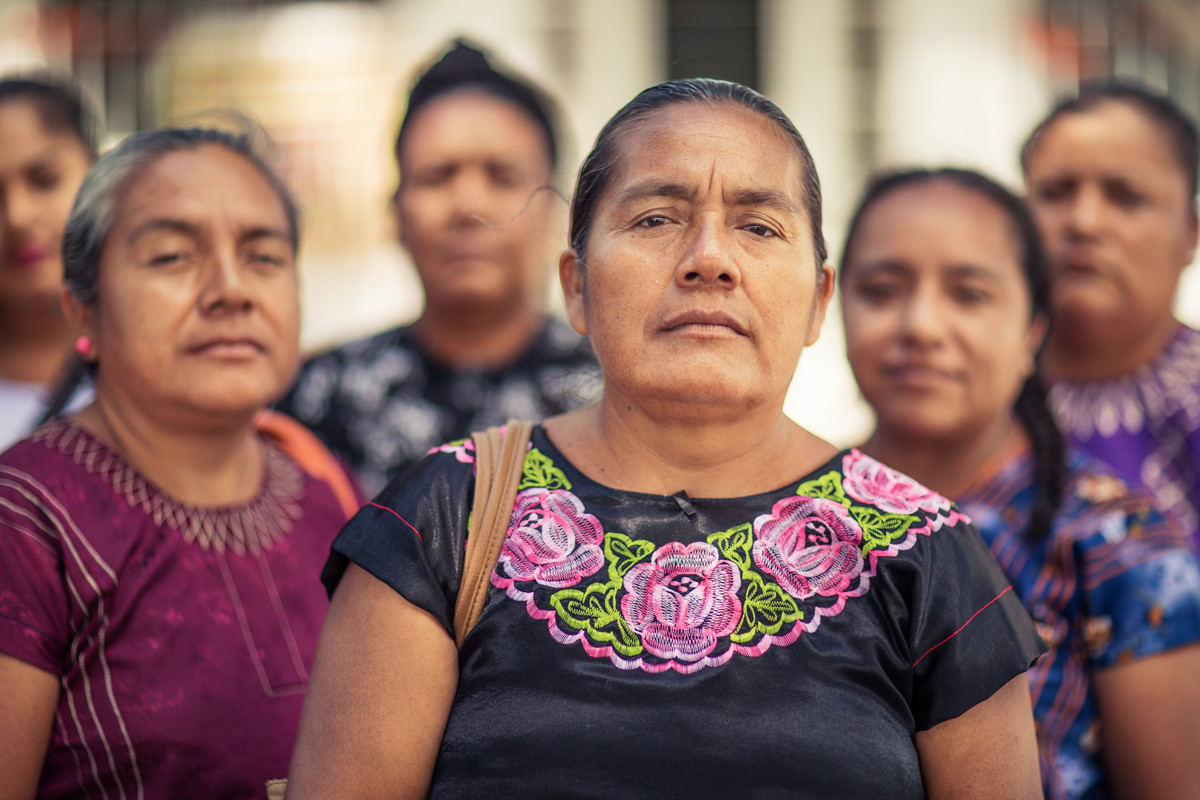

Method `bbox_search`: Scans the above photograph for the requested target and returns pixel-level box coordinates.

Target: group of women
[0,38,1198,800]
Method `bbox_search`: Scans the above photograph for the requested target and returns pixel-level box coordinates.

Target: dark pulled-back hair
[394,37,559,172]
[0,73,100,157]
[567,78,827,276]
[1021,76,1200,202]
[840,167,1066,543]
[62,125,299,306]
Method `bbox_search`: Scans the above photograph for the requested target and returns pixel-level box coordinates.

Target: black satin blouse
[324,426,1043,799]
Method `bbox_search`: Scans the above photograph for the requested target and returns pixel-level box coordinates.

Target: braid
[1013,371,1067,542]
[37,356,90,426]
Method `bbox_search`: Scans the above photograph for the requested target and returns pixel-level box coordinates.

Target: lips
[6,243,50,271]
[187,336,266,357]
[882,361,957,386]
[661,309,748,336]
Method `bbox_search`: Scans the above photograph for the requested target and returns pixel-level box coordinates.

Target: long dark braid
[841,168,1067,542]
[1013,371,1066,543]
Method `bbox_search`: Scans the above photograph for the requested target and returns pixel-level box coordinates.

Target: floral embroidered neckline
[435,433,966,674]
[33,419,305,555]
[1050,323,1200,438]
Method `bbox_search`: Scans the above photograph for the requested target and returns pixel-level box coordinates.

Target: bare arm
[1092,643,1200,800]
[915,673,1041,800]
[0,652,59,800]
[286,563,459,800]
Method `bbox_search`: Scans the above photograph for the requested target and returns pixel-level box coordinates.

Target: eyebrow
[126,218,292,246]
[611,180,803,216]
[852,259,1005,282]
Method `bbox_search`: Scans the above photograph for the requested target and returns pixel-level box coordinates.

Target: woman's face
[1024,100,1198,352]
[395,89,557,315]
[841,180,1044,444]
[561,102,833,417]
[73,144,300,427]
[0,100,92,311]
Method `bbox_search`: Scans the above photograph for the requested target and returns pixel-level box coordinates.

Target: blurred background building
[4,0,1199,445]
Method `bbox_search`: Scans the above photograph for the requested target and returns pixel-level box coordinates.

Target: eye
[29,169,62,192]
[248,251,290,268]
[853,280,902,303]
[952,286,991,305]
[147,252,185,267]
[745,223,778,238]
[1106,183,1145,208]
[636,214,671,228]
[488,164,525,189]
[1032,180,1072,203]
[408,165,454,187]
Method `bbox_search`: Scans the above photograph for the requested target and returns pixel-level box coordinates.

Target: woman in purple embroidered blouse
[1022,78,1200,550]
[0,127,360,797]
[287,80,1044,799]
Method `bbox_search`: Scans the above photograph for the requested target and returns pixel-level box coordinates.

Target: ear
[391,187,408,251]
[559,248,588,336]
[803,262,837,347]
[61,287,97,360]
[1186,205,1199,267]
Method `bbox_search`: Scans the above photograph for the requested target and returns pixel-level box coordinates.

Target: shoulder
[0,422,92,501]
[831,448,960,522]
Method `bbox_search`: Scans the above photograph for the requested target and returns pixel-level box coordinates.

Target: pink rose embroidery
[621,542,742,662]
[841,450,950,515]
[752,496,863,599]
[498,489,604,588]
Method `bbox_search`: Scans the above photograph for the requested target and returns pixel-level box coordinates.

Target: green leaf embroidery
[731,573,803,642]
[605,532,655,583]
[551,582,642,657]
[795,471,849,506]
[708,523,754,571]
[851,505,917,555]
[521,448,571,491]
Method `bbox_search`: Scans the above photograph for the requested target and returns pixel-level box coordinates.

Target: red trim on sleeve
[911,585,1013,668]
[367,501,423,543]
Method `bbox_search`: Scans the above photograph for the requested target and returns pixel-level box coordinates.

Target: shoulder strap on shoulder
[254,409,362,519]
[453,419,535,646]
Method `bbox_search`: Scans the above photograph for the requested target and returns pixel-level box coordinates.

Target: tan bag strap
[452,420,534,646]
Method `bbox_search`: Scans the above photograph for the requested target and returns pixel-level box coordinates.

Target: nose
[898,283,948,347]
[199,249,254,314]
[449,168,497,226]
[1064,184,1105,239]
[675,216,741,288]
[0,185,37,236]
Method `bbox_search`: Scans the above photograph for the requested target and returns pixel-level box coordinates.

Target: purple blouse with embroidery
[0,420,355,799]
[323,427,1044,799]
[1051,324,1200,550]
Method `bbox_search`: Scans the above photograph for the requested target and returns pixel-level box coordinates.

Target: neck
[414,303,545,369]
[74,394,263,507]
[1045,316,1180,380]
[0,305,74,385]
[860,415,1025,500]
[545,392,837,498]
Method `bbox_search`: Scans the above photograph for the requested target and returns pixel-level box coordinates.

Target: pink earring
[74,336,93,359]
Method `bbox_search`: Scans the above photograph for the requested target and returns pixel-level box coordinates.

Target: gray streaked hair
[62,125,300,304]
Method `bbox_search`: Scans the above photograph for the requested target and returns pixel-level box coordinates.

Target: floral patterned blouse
[277,318,601,496]
[958,444,1200,800]
[323,427,1044,799]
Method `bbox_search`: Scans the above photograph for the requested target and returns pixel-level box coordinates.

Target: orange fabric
[254,409,362,518]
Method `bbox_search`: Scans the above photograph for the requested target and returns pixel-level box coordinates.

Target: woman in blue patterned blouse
[840,166,1200,799]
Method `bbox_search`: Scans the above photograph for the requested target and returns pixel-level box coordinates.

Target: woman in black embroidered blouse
[288,79,1045,799]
